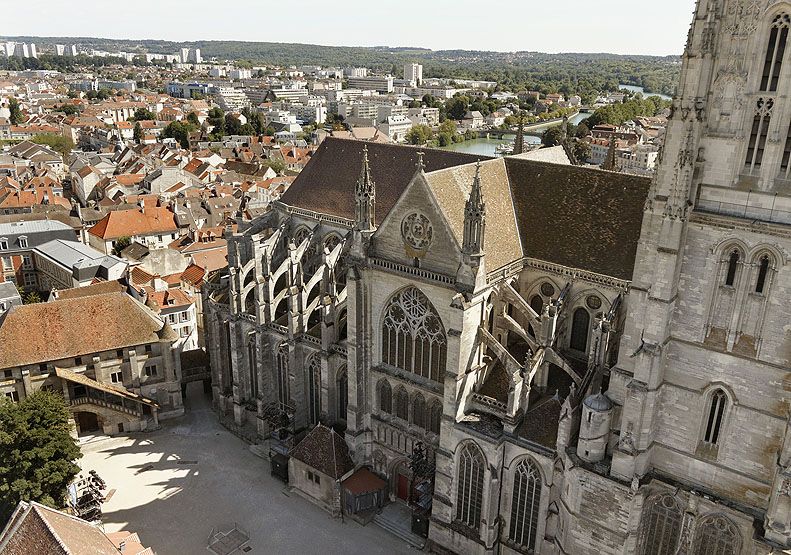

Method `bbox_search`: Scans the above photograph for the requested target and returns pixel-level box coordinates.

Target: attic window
[17,236,27,249]
[0,238,7,250]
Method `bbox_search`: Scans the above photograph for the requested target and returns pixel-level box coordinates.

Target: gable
[373,170,462,277]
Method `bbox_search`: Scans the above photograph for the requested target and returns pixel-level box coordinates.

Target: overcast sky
[3,0,698,56]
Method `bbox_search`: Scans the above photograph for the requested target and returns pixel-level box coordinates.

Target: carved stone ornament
[401,212,433,251]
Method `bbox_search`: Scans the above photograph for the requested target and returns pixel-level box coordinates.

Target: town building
[0,291,184,433]
[404,63,423,86]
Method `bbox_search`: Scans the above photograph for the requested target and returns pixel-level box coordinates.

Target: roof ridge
[31,503,73,555]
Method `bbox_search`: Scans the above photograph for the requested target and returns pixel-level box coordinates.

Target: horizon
[2,0,697,57]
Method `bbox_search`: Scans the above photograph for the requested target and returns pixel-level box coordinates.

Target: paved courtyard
[79,383,413,555]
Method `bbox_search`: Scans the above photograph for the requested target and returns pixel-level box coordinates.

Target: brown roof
[0,501,119,555]
[0,292,170,368]
[280,137,485,224]
[342,467,386,495]
[290,424,354,479]
[54,280,126,300]
[88,206,178,240]
[504,158,650,280]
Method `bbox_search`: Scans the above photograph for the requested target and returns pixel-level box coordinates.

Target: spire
[355,145,375,231]
[462,160,486,256]
[416,151,425,172]
[602,137,618,171]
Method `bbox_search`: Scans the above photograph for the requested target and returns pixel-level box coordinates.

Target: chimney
[138,198,145,214]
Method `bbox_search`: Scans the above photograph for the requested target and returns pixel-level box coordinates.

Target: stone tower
[610,0,791,549]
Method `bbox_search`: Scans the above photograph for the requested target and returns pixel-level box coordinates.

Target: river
[618,84,673,101]
[441,112,592,157]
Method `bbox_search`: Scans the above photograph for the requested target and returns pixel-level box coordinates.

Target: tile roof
[53,280,126,300]
[0,501,120,555]
[88,206,178,240]
[280,137,485,224]
[504,158,650,280]
[290,424,354,479]
[0,292,169,368]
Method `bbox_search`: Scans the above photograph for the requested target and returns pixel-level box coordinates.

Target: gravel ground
[79,382,413,555]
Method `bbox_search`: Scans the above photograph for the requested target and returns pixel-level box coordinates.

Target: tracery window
[412,394,426,429]
[378,379,392,414]
[277,343,290,410]
[429,399,442,435]
[324,233,341,253]
[394,386,409,421]
[382,287,447,382]
[637,493,682,555]
[703,389,727,445]
[308,355,321,425]
[570,307,590,352]
[745,98,774,172]
[455,443,485,530]
[530,295,543,316]
[508,459,542,551]
[760,14,790,92]
[336,366,348,420]
[691,514,741,555]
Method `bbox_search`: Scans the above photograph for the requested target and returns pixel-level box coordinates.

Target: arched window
[570,307,590,352]
[704,389,727,445]
[307,355,321,425]
[324,233,341,253]
[456,443,485,529]
[761,14,790,92]
[412,394,426,429]
[336,366,348,420]
[755,255,770,293]
[382,287,447,382]
[637,493,682,555]
[429,399,442,435]
[394,386,409,421]
[247,339,258,400]
[745,98,774,172]
[508,459,542,551]
[725,249,740,286]
[530,295,543,316]
[691,514,741,555]
[378,380,392,414]
[277,343,290,410]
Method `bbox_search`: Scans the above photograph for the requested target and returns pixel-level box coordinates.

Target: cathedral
[203,1,791,552]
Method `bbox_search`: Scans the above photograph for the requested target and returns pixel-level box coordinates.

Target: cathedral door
[397,473,409,501]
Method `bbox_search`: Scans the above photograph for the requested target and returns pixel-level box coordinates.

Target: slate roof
[0,292,170,368]
[280,137,485,224]
[290,423,354,479]
[516,396,562,449]
[504,159,650,280]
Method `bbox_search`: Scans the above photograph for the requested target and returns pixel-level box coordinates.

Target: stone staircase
[373,503,426,550]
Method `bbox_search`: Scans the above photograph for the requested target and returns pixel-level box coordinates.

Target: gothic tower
[609,0,791,550]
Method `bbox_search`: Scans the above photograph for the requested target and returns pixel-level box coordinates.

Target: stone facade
[203,2,791,552]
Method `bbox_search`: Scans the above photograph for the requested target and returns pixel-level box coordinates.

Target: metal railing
[696,198,791,225]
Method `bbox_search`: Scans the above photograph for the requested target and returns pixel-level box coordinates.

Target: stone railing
[470,392,508,417]
[371,257,455,285]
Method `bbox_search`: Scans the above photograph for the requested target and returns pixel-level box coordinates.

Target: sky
[4,0,698,56]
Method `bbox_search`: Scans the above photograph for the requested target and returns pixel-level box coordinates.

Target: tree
[133,122,143,143]
[0,391,82,523]
[574,140,591,163]
[112,236,131,256]
[23,291,42,304]
[31,134,75,160]
[55,104,80,116]
[445,96,469,121]
[264,158,286,174]
[186,112,200,127]
[8,98,23,125]
[130,107,155,121]
[162,121,195,149]
[224,113,242,136]
[239,123,256,136]
[405,124,433,145]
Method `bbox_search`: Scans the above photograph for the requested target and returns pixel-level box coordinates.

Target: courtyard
[78,383,413,555]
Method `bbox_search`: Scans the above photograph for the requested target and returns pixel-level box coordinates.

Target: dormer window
[18,236,27,249]
[0,238,7,250]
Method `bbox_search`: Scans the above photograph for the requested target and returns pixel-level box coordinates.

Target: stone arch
[691,513,741,555]
[380,286,447,383]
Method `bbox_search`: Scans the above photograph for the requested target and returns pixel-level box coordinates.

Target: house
[33,239,128,291]
[0,219,78,290]
[71,164,103,206]
[0,291,184,432]
[0,500,156,554]
[0,280,21,320]
[144,286,199,351]
[376,115,412,143]
[87,205,180,254]
[461,110,484,129]
[289,424,355,516]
